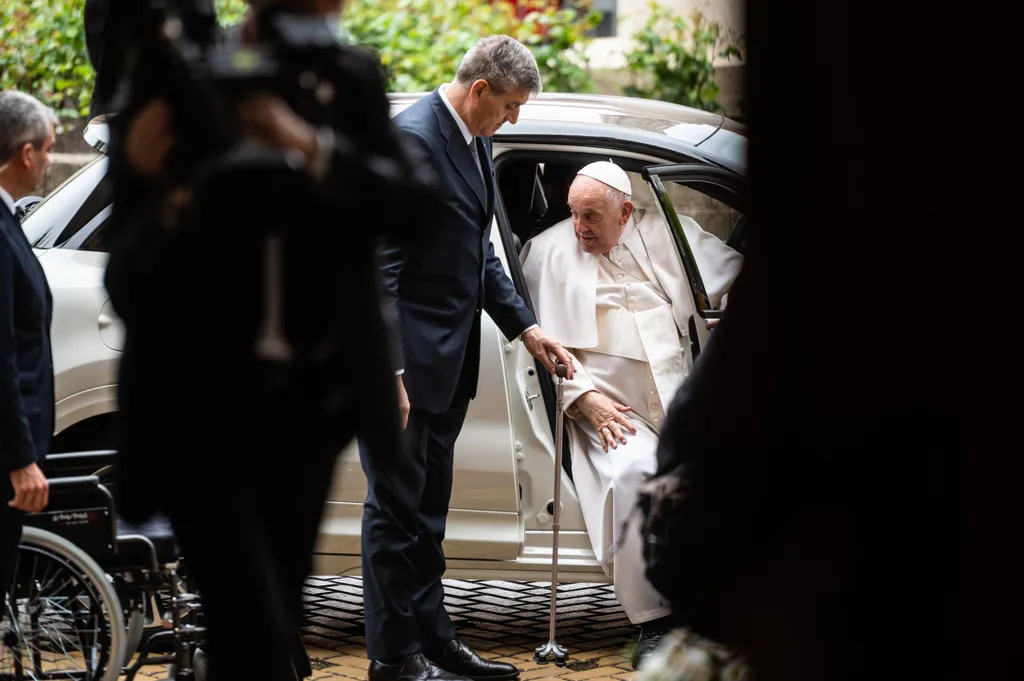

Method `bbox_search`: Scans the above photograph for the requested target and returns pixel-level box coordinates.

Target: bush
[338,0,600,94]
[622,2,741,113]
[0,0,94,118]
[0,0,247,119]
[0,0,599,120]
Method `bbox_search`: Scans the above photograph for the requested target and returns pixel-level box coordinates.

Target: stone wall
[46,118,101,196]
[591,62,745,121]
[629,170,739,242]
[663,182,740,241]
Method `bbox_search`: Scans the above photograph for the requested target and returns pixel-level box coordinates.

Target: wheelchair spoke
[1,544,112,681]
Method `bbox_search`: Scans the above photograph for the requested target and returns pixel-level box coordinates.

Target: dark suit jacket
[380,88,535,413]
[0,202,54,479]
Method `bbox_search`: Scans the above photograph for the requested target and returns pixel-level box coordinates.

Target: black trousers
[157,410,355,681]
[1,480,24,598]
[359,371,473,661]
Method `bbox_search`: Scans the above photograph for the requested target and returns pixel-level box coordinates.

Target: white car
[21,92,747,582]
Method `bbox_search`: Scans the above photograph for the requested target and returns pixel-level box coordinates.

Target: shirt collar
[439,84,474,145]
[0,185,15,218]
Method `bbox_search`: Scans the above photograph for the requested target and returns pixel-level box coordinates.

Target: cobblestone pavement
[126,577,638,680]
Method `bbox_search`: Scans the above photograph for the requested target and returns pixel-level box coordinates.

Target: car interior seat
[498,161,547,253]
[726,214,748,253]
[527,163,577,240]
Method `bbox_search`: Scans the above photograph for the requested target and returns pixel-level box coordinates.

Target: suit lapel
[0,206,51,307]
[429,90,488,212]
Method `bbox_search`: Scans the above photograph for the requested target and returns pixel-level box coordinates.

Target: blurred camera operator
[101,1,435,679]
[0,91,57,597]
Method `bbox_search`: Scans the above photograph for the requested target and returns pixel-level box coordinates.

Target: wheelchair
[2,450,207,681]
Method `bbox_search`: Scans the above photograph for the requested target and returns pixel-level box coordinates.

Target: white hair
[455,35,542,96]
[605,186,629,208]
[0,91,58,163]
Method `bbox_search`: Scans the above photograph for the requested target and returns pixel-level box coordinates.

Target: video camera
[98,0,438,400]
[97,0,430,205]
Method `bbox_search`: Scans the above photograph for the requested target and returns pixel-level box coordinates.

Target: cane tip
[555,363,568,378]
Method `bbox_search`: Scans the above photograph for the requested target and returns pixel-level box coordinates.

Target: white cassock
[520,209,743,624]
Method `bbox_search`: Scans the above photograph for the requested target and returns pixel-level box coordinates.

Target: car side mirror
[15,195,43,220]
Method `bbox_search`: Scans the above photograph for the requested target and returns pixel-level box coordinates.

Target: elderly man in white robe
[519,161,744,667]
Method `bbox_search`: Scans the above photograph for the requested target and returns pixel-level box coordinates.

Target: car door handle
[98,313,114,328]
[525,386,540,410]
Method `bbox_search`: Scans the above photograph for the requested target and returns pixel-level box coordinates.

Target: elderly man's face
[567,176,633,255]
[466,81,530,137]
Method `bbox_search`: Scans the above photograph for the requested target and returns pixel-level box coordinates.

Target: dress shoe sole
[461,672,520,681]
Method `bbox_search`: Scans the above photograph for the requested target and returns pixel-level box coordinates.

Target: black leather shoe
[369,653,472,681]
[626,622,675,667]
[426,638,519,681]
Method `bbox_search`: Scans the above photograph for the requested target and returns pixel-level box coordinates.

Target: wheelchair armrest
[42,450,118,483]
[25,475,119,560]
[45,449,118,468]
[46,475,103,494]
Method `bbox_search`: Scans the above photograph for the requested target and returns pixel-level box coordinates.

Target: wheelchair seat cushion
[116,514,179,565]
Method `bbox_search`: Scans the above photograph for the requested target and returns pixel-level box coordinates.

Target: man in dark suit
[364,35,575,681]
[0,90,57,592]
[636,0,957,680]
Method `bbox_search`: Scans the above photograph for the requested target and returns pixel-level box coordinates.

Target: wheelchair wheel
[164,646,208,681]
[2,526,126,681]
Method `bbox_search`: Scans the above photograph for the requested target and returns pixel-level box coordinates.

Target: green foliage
[622,2,741,113]
[1,0,742,123]
[0,0,94,118]
[215,0,249,27]
[339,0,600,94]
[0,0,251,119]
[516,2,602,94]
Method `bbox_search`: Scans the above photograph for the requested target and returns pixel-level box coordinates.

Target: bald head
[567,174,634,255]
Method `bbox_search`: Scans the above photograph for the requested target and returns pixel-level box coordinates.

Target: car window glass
[65,205,114,252]
[21,157,109,249]
[638,175,744,313]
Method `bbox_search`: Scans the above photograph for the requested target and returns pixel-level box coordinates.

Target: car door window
[642,164,746,321]
[21,157,110,249]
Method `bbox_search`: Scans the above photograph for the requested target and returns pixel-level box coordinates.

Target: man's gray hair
[0,91,58,162]
[455,35,542,96]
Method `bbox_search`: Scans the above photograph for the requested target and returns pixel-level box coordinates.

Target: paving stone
[119,578,635,680]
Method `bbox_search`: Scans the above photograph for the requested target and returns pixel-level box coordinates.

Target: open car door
[641,163,747,361]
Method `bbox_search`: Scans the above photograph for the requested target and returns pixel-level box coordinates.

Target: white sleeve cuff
[519,324,539,339]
